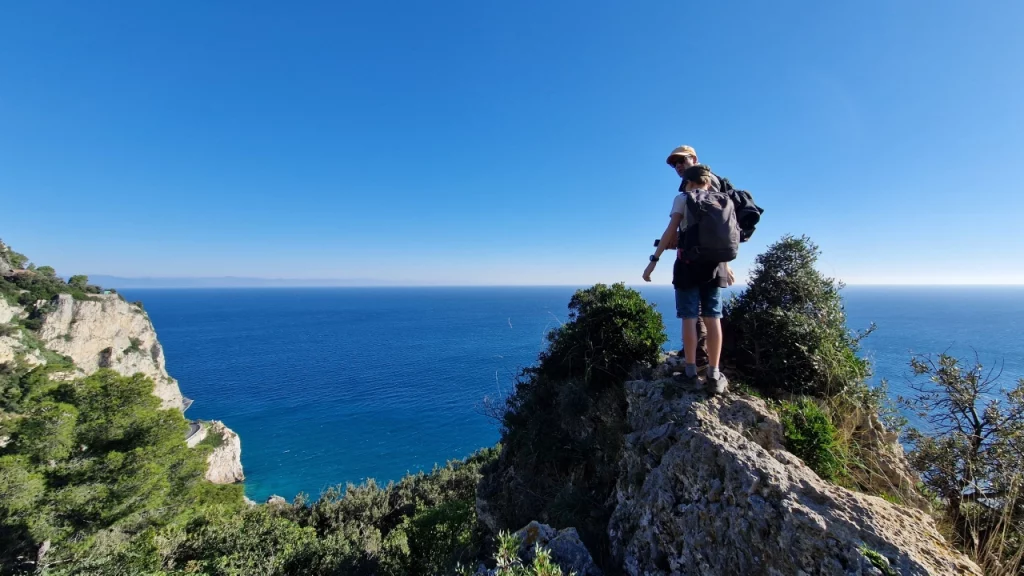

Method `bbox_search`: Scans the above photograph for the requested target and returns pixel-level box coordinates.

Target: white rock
[0,298,21,324]
[37,294,184,410]
[203,421,245,484]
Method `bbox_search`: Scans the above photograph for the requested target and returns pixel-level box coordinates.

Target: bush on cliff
[778,398,848,483]
[167,448,498,576]
[0,369,244,574]
[724,236,927,507]
[479,283,666,567]
[0,270,96,312]
[901,354,1024,574]
[0,241,29,270]
[537,282,666,391]
[724,235,871,398]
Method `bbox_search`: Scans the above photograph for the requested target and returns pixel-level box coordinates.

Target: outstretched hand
[643,261,656,282]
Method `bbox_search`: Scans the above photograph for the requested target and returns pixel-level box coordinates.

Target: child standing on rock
[644,163,733,395]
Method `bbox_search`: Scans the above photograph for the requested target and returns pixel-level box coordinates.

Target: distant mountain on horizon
[88,275,410,289]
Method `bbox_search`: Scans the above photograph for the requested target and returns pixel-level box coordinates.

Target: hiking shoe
[705,373,729,395]
[671,372,702,391]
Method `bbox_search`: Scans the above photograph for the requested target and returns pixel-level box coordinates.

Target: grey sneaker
[706,373,729,395]
[671,372,702,390]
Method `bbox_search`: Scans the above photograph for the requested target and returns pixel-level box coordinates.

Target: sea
[117,286,1024,502]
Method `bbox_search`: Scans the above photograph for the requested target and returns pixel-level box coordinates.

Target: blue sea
[118,286,1024,502]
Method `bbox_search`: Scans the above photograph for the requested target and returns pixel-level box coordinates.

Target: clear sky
[1,1,1022,285]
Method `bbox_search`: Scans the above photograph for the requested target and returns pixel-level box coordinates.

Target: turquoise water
[119,286,1024,502]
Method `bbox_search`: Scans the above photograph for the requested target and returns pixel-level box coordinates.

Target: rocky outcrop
[473,522,600,576]
[36,294,184,410]
[0,298,20,324]
[0,300,43,367]
[202,421,245,484]
[513,522,601,576]
[0,241,13,274]
[607,375,980,576]
[185,420,245,484]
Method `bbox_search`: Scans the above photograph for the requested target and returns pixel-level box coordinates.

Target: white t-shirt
[670,187,710,231]
[670,193,689,229]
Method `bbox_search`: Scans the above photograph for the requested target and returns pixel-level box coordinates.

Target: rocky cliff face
[607,374,980,576]
[476,354,980,576]
[0,288,244,486]
[186,420,246,484]
[36,294,184,410]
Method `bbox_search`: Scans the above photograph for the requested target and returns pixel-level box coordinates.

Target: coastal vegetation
[479,282,666,567]
[2,236,1021,573]
[901,354,1024,573]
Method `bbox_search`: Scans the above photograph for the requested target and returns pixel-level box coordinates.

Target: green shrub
[859,544,897,576]
[479,283,666,569]
[67,275,88,290]
[404,498,477,574]
[0,241,28,270]
[724,235,871,398]
[197,426,225,450]
[462,530,570,576]
[0,369,246,571]
[124,337,143,354]
[778,398,848,482]
[1,266,100,311]
[538,283,666,391]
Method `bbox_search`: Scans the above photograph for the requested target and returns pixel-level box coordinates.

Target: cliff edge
[186,420,246,484]
[37,294,183,410]
[605,370,980,576]
[0,247,244,486]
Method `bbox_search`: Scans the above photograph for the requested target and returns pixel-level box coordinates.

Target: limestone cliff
[0,300,45,367]
[186,420,246,484]
[607,374,980,576]
[0,285,244,486]
[36,294,184,410]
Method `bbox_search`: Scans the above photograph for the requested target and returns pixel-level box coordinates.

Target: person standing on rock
[643,162,733,394]
[650,145,724,371]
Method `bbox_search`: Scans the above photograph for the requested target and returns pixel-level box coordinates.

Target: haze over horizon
[84,274,1024,289]
[2,1,1022,285]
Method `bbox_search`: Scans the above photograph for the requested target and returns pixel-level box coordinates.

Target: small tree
[35,266,56,277]
[724,235,871,397]
[68,275,89,290]
[538,282,666,391]
[480,283,667,564]
[0,240,29,270]
[901,354,1024,573]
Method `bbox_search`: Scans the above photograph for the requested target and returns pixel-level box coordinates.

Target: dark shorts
[675,284,723,320]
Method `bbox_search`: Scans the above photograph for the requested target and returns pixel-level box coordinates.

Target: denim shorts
[675,284,723,320]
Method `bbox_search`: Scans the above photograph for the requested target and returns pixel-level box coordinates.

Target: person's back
[645,163,730,394]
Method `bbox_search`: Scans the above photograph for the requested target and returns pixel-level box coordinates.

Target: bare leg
[683,318,699,366]
[704,317,722,370]
[696,316,709,369]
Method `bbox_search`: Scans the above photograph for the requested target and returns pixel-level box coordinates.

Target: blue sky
[1,1,1022,285]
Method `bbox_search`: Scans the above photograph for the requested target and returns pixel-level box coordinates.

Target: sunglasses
[669,156,693,168]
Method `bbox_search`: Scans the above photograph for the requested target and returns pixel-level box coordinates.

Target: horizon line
[97,283,1024,289]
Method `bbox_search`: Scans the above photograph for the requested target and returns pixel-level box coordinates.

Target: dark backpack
[716,175,764,243]
[679,190,741,263]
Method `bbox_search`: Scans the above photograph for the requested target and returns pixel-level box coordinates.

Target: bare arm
[653,213,683,260]
[643,213,683,282]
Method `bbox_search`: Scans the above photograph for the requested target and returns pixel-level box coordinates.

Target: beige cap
[666,145,697,165]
